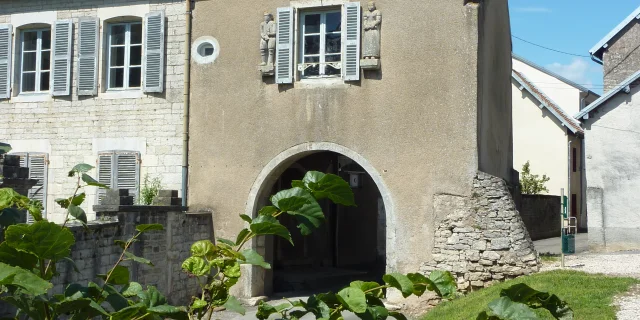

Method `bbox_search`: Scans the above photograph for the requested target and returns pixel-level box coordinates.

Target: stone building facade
[0,0,186,223]
[187,0,538,299]
[590,5,640,92]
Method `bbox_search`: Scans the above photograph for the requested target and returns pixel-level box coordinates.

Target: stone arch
[242,142,396,297]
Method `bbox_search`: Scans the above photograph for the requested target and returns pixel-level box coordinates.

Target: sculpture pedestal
[360,59,381,70]
[259,65,275,77]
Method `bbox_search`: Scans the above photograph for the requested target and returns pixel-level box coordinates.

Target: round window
[192,37,220,64]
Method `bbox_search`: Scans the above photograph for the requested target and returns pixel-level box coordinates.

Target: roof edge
[589,5,640,60]
[512,53,599,97]
[575,70,640,120]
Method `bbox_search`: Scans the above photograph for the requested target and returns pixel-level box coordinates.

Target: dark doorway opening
[264,152,386,295]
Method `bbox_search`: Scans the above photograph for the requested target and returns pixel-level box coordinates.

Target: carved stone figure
[363,1,381,59]
[260,12,276,66]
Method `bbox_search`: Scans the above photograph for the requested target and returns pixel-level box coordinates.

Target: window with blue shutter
[77,17,99,96]
[0,24,12,99]
[143,11,165,93]
[15,153,48,223]
[342,2,361,81]
[276,7,294,84]
[97,151,140,204]
[51,20,72,96]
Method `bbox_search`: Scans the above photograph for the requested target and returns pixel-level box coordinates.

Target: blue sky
[509,0,639,94]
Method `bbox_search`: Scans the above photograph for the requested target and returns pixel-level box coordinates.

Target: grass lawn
[422,270,640,320]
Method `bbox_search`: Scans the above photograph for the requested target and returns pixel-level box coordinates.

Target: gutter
[590,52,603,66]
[182,0,192,207]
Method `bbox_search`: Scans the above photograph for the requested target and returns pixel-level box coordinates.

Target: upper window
[20,29,51,93]
[300,11,342,78]
[107,22,142,90]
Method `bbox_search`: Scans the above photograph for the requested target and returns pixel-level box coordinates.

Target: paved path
[533,233,589,255]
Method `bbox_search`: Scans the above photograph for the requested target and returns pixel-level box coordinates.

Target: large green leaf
[256,301,279,320]
[217,238,236,246]
[389,311,408,320]
[240,249,271,269]
[0,143,11,155]
[271,187,324,236]
[0,262,52,295]
[81,173,108,188]
[306,295,331,319]
[223,261,241,278]
[98,265,130,285]
[56,193,86,209]
[5,221,75,260]
[383,273,414,298]
[0,242,37,270]
[147,304,189,320]
[350,281,383,298]
[250,214,293,244]
[191,298,208,310]
[240,214,253,223]
[487,296,539,320]
[0,208,24,229]
[236,228,251,246]
[357,305,389,320]
[302,171,355,206]
[181,256,211,276]
[70,164,94,175]
[224,296,246,315]
[136,224,164,233]
[121,282,143,297]
[138,286,167,308]
[337,287,367,313]
[124,251,154,266]
[190,239,216,258]
[428,270,457,298]
[68,204,87,224]
[2,294,48,320]
[500,283,573,320]
[271,192,310,212]
[258,206,279,216]
[109,303,146,320]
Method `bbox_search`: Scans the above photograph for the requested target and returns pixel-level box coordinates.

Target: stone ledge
[360,58,381,70]
[94,205,188,213]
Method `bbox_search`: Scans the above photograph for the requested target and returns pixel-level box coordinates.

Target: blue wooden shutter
[275,7,294,84]
[143,11,165,93]
[343,2,361,81]
[51,20,73,96]
[77,17,99,96]
[16,153,48,222]
[97,152,113,204]
[115,151,140,203]
[0,24,12,99]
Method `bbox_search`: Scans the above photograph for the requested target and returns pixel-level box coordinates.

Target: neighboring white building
[0,1,186,223]
[512,54,599,231]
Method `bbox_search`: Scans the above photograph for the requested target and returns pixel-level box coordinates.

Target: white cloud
[513,7,552,13]
[545,58,598,88]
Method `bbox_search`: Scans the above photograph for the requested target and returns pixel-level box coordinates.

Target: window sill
[296,77,350,88]
[12,93,52,103]
[100,90,144,100]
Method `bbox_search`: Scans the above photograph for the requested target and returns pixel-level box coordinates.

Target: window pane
[303,56,320,76]
[326,54,341,75]
[110,25,126,45]
[304,35,320,55]
[304,14,321,34]
[130,24,142,44]
[129,45,142,66]
[22,73,36,92]
[325,34,341,54]
[22,52,37,72]
[110,47,126,67]
[40,72,50,91]
[23,31,38,51]
[41,30,51,50]
[109,68,124,88]
[129,67,141,87]
[40,51,50,71]
[326,12,342,32]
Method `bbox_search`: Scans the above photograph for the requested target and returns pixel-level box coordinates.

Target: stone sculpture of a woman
[363,1,381,59]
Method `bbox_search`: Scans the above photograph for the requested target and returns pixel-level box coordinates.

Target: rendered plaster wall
[188,0,514,297]
[583,82,640,251]
[476,0,513,184]
[0,0,186,223]
[602,21,640,92]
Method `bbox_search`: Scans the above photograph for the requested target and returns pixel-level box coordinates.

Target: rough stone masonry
[422,172,540,291]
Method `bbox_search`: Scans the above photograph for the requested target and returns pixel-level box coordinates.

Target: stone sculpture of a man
[363,1,381,59]
[260,12,277,66]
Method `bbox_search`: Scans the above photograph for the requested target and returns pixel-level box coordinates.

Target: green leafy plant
[477,284,573,320]
[140,174,163,205]
[0,164,187,320]
[0,143,11,156]
[520,161,550,195]
[181,171,459,320]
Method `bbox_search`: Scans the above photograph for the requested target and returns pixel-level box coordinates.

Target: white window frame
[106,22,143,91]
[19,28,51,94]
[299,10,342,79]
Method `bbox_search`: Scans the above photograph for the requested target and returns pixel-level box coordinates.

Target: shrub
[520,161,551,195]
[140,174,163,205]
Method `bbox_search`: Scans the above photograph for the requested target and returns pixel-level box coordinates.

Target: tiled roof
[512,70,583,134]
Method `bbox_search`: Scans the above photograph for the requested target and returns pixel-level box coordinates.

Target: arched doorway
[244,143,394,297]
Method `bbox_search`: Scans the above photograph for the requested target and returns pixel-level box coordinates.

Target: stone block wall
[0,206,213,317]
[519,194,561,241]
[0,0,186,223]
[603,21,640,92]
[422,172,539,292]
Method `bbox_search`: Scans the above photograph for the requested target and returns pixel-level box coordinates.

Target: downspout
[567,137,573,227]
[182,0,192,207]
